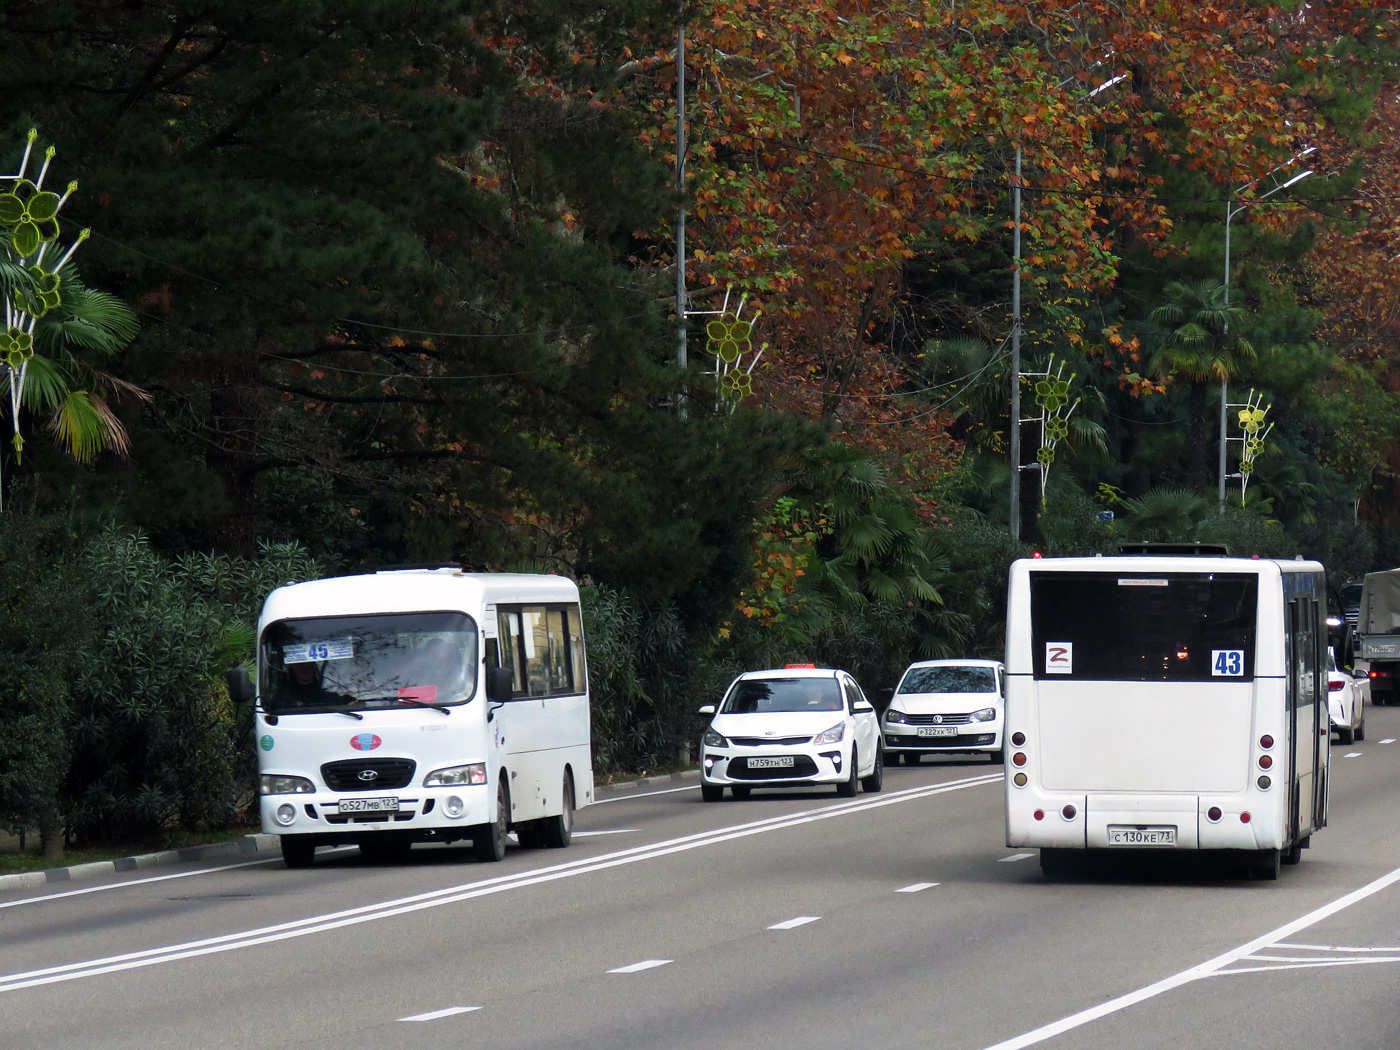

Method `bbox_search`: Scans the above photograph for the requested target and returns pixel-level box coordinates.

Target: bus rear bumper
[1009,790,1283,851]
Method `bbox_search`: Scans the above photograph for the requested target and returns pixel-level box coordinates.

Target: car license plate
[747,756,794,769]
[1107,825,1176,846]
[917,726,957,738]
[338,797,399,814]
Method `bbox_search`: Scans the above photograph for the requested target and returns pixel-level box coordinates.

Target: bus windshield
[1030,571,1258,682]
[259,611,477,713]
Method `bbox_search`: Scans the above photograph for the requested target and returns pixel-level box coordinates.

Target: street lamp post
[1217,152,1315,511]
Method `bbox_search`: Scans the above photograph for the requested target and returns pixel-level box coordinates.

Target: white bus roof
[258,569,580,626]
[1013,555,1324,576]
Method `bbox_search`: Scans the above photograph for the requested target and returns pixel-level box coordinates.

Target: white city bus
[1003,549,1329,880]
[229,568,593,868]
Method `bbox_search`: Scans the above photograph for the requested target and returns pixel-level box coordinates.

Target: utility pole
[675,7,688,376]
[1009,147,1023,542]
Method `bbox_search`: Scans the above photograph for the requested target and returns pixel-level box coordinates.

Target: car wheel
[701,782,725,802]
[538,770,575,848]
[1356,708,1366,742]
[1338,724,1354,745]
[280,836,315,869]
[472,778,509,862]
[836,748,860,797]
[730,785,751,799]
[988,746,1005,765]
[860,747,884,793]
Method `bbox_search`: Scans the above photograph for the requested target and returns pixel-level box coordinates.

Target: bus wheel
[539,771,575,848]
[281,837,315,869]
[473,779,509,862]
[1039,848,1071,879]
[1282,840,1304,866]
[1250,848,1281,881]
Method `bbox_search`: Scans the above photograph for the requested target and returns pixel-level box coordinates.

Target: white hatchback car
[882,658,1005,764]
[1328,645,1367,745]
[699,666,883,800]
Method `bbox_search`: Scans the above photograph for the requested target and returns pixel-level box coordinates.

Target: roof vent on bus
[374,563,465,573]
[1116,542,1230,556]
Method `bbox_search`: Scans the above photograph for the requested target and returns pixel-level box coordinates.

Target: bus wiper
[395,695,451,714]
[332,708,364,720]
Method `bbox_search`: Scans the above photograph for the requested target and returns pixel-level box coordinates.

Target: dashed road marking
[609,959,672,973]
[769,916,820,930]
[999,853,1035,863]
[400,1006,480,1022]
[896,882,940,893]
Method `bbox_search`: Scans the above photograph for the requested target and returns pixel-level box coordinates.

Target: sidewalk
[0,769,700,894]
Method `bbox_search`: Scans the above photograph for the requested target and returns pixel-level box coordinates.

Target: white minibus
[1004,549,1329,880]
[228,568,593,868]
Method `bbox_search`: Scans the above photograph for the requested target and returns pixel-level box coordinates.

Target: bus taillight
[1240,812,1252,823]
[1034,809,1044,821]
[1259,734,1274,749]
[1012,752,1027,767]
[1011,732,1026,746]
[1207,807,1222,821]
[1258,754,1273,769]
[1061,805,1077,820]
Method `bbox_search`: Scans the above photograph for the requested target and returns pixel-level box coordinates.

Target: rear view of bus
[1004,551,1329,880]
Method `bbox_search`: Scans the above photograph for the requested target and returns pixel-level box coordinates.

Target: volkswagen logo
[933,714,943,724]
[357,769,380,782]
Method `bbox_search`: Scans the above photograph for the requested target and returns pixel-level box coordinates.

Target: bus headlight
[971,707,997,722]
[261,774,315,795]
[424,763,487,787]
[443,795,466,817]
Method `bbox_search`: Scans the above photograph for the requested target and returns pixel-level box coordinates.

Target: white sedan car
[1328,646,1367,745]
[881,658,1005,764]
[699,666,882,800]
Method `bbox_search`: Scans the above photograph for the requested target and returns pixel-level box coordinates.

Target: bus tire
[1039,848,1071,879]
[701,782,724,802]
[837,749,860,797]
[473,779,509,862]
[281,836,315,869]
[538,771,575,848]
[1250,848,1281,881]
[1282,840,1304,866]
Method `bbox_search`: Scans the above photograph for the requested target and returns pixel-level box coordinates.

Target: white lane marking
[999,853,1035,863]
[592,785,698,804]
[0,773,1004,993]
[400,1006,480,1021]
[609,959,671,973]
[977,864,1400,1050]
[769,916,820,930]
[1279,942,1400,952]
[571,830,637,837]
[1380,738,1396,744]
[1346,752,1363,758]
[896,882,940,893]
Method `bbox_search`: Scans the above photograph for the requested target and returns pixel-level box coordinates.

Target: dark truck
[1356,569,1400,705]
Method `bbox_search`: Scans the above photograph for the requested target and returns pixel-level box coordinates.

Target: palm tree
[1146,279,1254,493]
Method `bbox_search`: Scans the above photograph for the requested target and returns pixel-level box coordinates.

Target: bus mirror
[486,666,514,702]
[226,666,253,705]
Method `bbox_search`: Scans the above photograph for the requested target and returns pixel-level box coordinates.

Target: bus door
[1287,597,1321,835]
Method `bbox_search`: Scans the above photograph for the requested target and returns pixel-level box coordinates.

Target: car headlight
[260,774,315,795]
[884,709,908,724]
[812,722,846,744]
[702,727,729,748]
[423,762,487,787]
[971,707,998,722]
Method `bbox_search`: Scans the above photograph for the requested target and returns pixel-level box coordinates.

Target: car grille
[728,755,820,780]
[728,735,811,746]
[886,733,996,748]
[896,712,975,726]
[321,758,417,791]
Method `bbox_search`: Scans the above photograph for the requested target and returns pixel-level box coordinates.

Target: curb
[1,773,702,893]
[0,834,282,894]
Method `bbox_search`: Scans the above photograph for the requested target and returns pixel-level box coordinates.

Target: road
[4,711,1400,1050]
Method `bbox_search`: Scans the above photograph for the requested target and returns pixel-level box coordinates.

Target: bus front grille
[321,758,417,791]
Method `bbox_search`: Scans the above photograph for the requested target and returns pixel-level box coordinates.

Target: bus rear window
[1030,572,1258,682]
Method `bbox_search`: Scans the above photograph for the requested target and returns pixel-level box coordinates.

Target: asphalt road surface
[5,711,1400,1050]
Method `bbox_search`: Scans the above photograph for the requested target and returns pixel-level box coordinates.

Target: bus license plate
[1108,825,1176,846]
[338,797,399,814]
[748,756,794,769]
[917,726,957,737]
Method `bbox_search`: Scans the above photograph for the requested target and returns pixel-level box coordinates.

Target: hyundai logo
[357,769,380,782]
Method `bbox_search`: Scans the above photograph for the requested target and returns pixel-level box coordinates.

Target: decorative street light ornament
[2,128,91,463]
[1023,356,1080,504]
[1232,390,1273,502]
[696,288,764,409]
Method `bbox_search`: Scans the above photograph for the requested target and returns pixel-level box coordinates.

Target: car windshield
[898,666,996,694]
[259,611,477,713]
[722,677,843,713]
